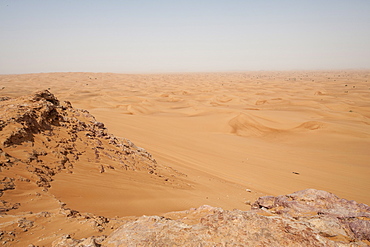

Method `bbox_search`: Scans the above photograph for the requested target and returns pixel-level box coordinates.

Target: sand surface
[1,71,369,235]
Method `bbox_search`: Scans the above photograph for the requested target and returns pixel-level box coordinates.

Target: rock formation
[0,90,183,246]
[53,189,370,246]
[0,90,167,187]
[252,188,370,241]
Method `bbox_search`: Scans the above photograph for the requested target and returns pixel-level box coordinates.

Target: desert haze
[0,70,369,246]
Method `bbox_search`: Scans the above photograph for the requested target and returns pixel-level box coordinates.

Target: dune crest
[295,120,325,131]
[229,113,282,137]
[229,113,325,137]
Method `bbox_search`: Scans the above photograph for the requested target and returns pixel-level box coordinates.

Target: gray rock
[100,189,370,246]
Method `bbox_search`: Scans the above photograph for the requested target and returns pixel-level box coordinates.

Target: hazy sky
[1,0,369,74]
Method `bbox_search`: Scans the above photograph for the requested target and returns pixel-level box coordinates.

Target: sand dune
[1,71,369,204]
[230,113,281,137]
[0,71,370,245]
[229,112,326,137]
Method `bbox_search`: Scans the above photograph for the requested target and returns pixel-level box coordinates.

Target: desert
[0,71,370,246]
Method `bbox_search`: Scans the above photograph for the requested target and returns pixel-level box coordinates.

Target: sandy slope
[1,70,369,215]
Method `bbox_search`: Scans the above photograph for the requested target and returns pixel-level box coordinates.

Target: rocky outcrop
[251,189,370,243]
[0,90,175,192]
[103,207,333,246]
[75,189,369,246]
[0,90,184,246]
[52,235,106,247]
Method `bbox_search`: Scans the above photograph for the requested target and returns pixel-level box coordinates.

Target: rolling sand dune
[0,71,370,245]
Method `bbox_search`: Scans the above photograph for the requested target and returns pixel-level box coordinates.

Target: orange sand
[1,71,369,219]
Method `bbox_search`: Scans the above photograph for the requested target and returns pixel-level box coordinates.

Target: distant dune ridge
[0,71,369,246]
[229,113,326,137]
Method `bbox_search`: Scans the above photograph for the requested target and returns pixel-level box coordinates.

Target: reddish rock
[98,190,370,246]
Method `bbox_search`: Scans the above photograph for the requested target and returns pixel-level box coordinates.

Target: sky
[0,0,369,74]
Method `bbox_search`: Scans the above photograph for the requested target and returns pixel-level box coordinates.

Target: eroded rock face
[0,90,184,246]
[251,189,370,218]
[52,234,106,247]
[103,207,331,247]
[96,190,370,247]
[0,90,174,192]
[251,189,370,242]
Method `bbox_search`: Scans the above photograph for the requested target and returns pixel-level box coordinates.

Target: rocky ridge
[0,90,171,188]
[0,91,184,246]
[55,189,370,246]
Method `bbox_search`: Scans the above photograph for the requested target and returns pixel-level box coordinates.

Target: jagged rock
[93,121,105,129]
[0,96,10,102]
[99,164,105,173]
[0,90,185,245]
[0,90,171,194]
[0,200,20,213]
[0,177,15,195]
[103,206,333,246]
[52,234,106,247]
[38,211,51,218]
[31,90,60,105]
[99,190,370,246]
[17,218,34,231]
[251,189,370,242]
[251,189,370,218]
[0,230,16,245]
[61,208,81,218]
